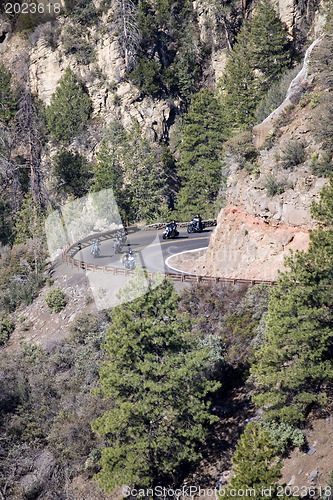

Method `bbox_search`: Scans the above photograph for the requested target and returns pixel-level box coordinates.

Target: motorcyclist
[170,220,177,231]
[193,214,202,230]
[122,247,133,263]
[91,239,101,253]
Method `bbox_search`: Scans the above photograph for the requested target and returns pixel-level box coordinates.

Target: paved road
[77,227,213,274]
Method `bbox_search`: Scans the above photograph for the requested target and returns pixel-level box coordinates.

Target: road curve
[75,227,212,275]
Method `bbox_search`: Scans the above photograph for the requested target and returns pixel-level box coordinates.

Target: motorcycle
[91,241,101,257]
[123,253,136,270]
[114,237,123,254]
[187,220,205,233]
[163,225,179,239]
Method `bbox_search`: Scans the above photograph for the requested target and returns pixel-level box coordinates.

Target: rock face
[28,27,177,142]
[197,208,309,280]
[193,32,328,280]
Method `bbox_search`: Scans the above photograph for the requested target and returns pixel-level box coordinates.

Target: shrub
[223,130,257,168]
[255,64,302,123]
[61,25,95,64]
[45,287,67,313]
[68,312,104,345]
[30,22,60,49]
[261,421,305,454]
[281,140,306,169]
[0,316,15,346]
[310,152,333,177]
[264,173,286,197]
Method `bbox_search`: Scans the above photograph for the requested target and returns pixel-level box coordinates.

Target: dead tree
[114,0,142,72]
[15,71,45,208]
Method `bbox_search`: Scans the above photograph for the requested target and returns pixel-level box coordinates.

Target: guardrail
[61,239,278,287]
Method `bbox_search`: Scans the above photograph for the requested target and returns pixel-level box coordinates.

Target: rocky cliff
[188,33,329,280]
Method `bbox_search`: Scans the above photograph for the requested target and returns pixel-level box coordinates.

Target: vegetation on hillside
[1,0,333,497]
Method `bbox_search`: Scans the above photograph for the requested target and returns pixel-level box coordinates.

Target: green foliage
[122,123,168,223]
[133,0,201,101]
[68,0,98,26]
[61,24,95,64]
[255,65,301,123]
[263,174,286,197]
[0,197,13,246]
[310,23,333,89]
[129,58,162,97]
[280,140,306,168]
[0,244,45,313]
[92,137,124,200]
[261,421,305,454]
[251,219,333,421]
[311,175,333,224]
[310,152,333,177]
[90,121,169,223]
[68,312,104,345]
[13,194,44,244]
[91,268,220,491]
[0,316,15,346]
[251,179,333,422]
[53,149,90,197]
[223,130,257,171]
[0,312,107,493]
[222,421,283,499]
[220,0,291,129]
[312,93,333,153]
[45,68,92,142]
[0,64,17,125]
[176,88,226,219]
[45,287,67,313]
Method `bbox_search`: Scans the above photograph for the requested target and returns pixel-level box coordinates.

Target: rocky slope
[173,31,330,280]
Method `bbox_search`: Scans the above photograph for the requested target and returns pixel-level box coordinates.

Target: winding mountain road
[72,227,212,275]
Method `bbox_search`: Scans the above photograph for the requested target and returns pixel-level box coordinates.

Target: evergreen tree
[91,269,220,492]
[53,149,90,197]
[223,422,283,499]
[220,0,290,128]
[248,0,290,84]
[92,140,123,199]
[14,193,45,273]
[123,123,168,223]
[45,68,92,142]
[311,174,333,224]
[0,64,17,125]
[176,88,226,219]
[251,177,333,422]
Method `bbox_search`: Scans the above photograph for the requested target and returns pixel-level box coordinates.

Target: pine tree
[176,88,226,219]
[250,177,333,422]
[91,268,220,492]
[14,193,45,273]
[223,422,283,499]
[122,123,168,223]
[248,0,290,86]
[45,67,92,142]
[0,64,17,125]
[53,149,90,197]
[220,0,290,129]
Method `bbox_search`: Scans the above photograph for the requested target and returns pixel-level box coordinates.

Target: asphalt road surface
[78,227,213,274]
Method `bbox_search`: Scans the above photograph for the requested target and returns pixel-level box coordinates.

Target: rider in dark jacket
[170,220,177,231]
[193,214,202,230]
